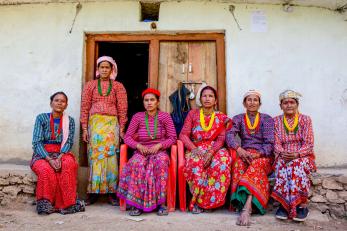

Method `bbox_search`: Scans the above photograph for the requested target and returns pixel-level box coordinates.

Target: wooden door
[158,42,188,112]
[187,42,217,109]
[158,41,217,113]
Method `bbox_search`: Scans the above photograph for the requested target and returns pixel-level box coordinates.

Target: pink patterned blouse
[124,111,177,149]
[80,79,128,132]
[273,113,314,158]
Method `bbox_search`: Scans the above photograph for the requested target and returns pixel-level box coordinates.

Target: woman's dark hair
[97,60,112,68]
[142,93,160,101]
[50,91,68,103]
[201,86,218,99]
[243,95,262,105]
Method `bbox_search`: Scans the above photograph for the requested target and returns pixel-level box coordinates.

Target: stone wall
[309,172,347,219]
[0,165,36,206]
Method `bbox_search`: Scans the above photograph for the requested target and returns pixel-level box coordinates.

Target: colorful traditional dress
[226,113,274,214]
[180,109,231,210]
[117,111,177,212]
[271,114,316,219]
[31,113,82,214]
[80,79,128,194]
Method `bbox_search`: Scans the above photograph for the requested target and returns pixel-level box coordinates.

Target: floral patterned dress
[180,109,231,210]
[271,114,316,219]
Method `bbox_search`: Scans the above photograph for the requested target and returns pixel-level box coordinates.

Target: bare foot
[236,209,251,226]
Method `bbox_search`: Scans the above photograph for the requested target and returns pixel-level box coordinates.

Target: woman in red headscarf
[117,88,177,216]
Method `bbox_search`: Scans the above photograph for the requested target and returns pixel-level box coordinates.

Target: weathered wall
[0,1,346,166]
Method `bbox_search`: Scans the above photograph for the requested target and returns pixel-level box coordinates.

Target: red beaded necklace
[50,113,63,140]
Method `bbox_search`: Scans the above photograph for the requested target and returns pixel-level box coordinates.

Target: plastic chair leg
[167,144,177,212]
[119,144,128,211]
[177,140,187,212]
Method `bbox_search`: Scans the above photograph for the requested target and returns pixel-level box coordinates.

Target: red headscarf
[142,88,161,98]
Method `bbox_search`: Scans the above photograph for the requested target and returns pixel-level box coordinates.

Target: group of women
[31,56,315,226]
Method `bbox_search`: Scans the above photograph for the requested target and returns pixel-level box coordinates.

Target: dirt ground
[0,202,346,231]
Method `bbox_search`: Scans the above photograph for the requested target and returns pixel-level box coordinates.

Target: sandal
[37,199,56,215]
[59,199,86,215]
[129,206,142,216]
[85,194,98,206]
[157,205,169,216]
[108,194,120,206]
[191,204,204,214]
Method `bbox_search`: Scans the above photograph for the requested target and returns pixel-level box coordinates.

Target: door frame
[81,31,226,166]
[84,31,227,112]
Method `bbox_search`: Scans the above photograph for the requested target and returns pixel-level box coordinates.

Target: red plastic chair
[119,143,178,212]
[177,139,237,212]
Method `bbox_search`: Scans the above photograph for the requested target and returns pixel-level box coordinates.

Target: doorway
[82,32,226,165]
[98,42,149,119]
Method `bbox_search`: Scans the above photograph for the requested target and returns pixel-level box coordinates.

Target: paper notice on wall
[251,10,268,32]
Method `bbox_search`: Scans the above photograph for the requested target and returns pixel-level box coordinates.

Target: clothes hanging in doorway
[169,84,191,135]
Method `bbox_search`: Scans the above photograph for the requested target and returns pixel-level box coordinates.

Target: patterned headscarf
[96,56,118,80]
[243,89,261,101]
[279,90,302,102]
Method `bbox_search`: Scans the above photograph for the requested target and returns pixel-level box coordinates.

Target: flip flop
[191,204,204,214]
[85,194,98,206]
[129,207,142,216]
[108,195,120,206]
[157,205,169,216]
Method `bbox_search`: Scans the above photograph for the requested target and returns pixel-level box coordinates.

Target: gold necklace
[200,108,215,131]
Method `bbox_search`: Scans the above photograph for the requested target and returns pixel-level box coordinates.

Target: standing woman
[226,90,274,226]
[80,56,128,205]
[117,88,177,216]
[31,92,84,215]
[272,90,316,222]
[179,86,231,214]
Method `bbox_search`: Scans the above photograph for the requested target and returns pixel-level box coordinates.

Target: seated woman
[272,90,316,222]
[226,90,274,226]
[117,88,177,216]
[31,92,85,215]
[180,86,231,214]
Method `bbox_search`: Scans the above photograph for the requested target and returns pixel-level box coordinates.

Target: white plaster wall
[0,1,346,166]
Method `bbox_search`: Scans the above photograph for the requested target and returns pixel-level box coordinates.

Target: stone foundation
[309,170,347,219]
[0,164,36,206]
[0,164,346,219]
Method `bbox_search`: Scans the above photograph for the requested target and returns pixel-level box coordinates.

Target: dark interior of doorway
[98,42,149,123]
